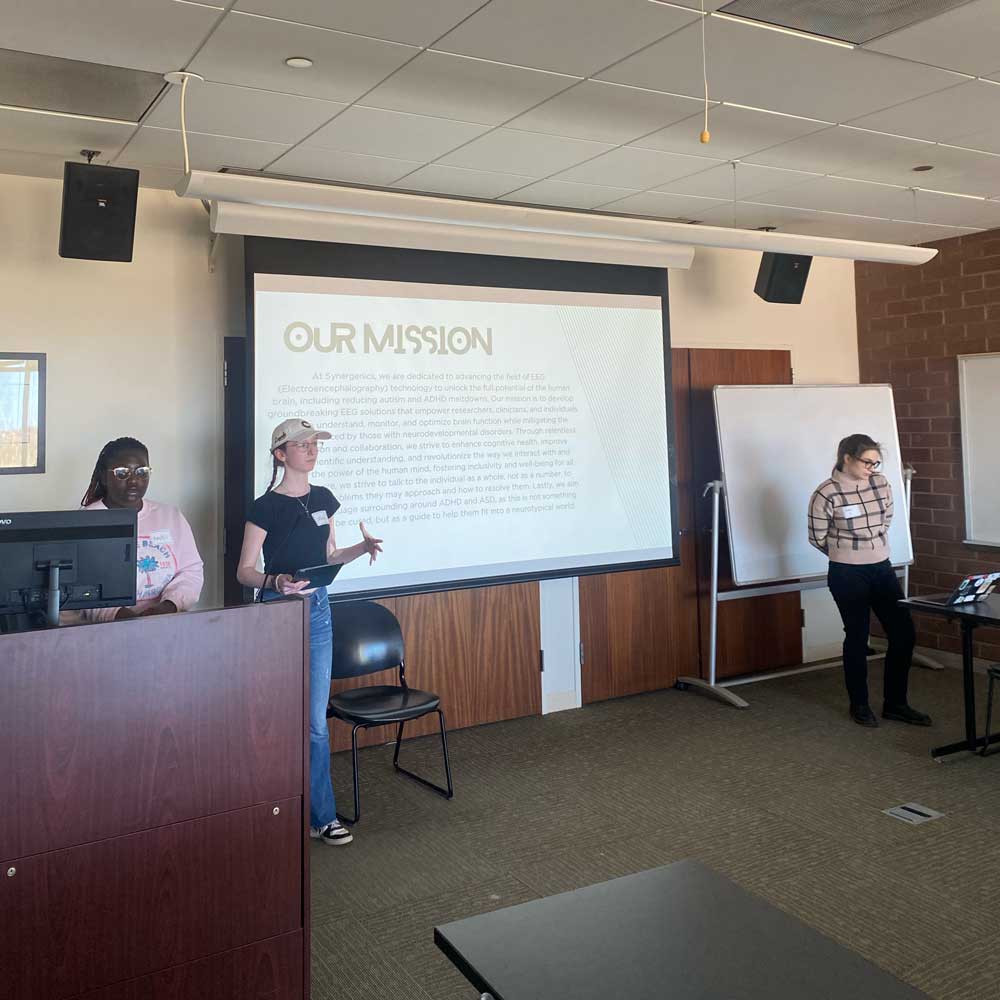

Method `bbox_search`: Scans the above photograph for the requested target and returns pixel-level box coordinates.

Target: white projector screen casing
[958,353,1000,547]
[252,272,676,598]
[714,384,913,586]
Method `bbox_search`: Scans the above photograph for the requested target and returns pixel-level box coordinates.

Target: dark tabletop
[435,860,927,1000]
[901,594,1000,627]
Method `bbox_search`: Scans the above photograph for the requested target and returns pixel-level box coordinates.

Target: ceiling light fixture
[285,56,314,69]
[175,170,938,266]
[710,11,855,49]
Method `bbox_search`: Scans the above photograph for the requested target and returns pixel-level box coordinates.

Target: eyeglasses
[110,465,152,480]
[285,440,322,452]
[858,458,881,470]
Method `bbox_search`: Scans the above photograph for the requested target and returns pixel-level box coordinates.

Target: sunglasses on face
[110,466,152,480]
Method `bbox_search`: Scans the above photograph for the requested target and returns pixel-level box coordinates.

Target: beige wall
[0,175,859,641]
[669,245,859,383]
[0,174,244,607]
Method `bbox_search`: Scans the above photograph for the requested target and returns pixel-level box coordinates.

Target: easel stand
[678,468,942,709]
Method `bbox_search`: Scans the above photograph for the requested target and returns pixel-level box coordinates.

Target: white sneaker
[310,820,353,845]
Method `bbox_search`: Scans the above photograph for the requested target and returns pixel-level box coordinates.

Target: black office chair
[982,664,1000,757]
[327,600,454,824]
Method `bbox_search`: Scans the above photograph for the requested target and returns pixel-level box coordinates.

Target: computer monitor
[0,509,137,630]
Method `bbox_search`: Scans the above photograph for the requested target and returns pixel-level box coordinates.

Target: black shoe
[850,704,879,727]
[882,703,933,726]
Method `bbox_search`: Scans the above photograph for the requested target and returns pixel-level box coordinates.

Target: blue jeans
[264,588,337,828]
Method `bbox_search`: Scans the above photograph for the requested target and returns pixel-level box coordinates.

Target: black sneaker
[882,703,933,726]
[310,820,353,845]
[850,704,879,727]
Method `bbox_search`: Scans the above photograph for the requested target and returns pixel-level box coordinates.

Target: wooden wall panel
[688,348,803,679]
[330,582,541,752]
[0,601,307,862]
[580,348,701,702]
[2,799,302,1000]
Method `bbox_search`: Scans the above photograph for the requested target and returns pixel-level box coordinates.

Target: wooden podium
[0,600,310,1000]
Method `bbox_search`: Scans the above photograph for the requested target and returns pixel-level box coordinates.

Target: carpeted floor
[312,659,1000,1000]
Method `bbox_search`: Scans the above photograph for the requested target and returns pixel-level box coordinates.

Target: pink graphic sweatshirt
[79,499,204,622]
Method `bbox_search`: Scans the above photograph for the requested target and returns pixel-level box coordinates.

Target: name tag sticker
[149,530,173,546]
[841,504,863,519]
[312,510,329,526]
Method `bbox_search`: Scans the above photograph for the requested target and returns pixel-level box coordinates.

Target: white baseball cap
[270,418,332,452]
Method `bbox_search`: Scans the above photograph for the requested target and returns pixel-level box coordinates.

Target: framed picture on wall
[0,352,46,475]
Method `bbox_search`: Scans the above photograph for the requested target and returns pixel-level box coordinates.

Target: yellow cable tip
[700,130,711,144]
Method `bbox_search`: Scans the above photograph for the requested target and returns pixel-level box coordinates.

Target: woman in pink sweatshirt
[79,436,204,621]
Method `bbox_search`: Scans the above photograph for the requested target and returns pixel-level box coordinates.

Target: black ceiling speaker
[59,161,139,262]
[754,252,812,304]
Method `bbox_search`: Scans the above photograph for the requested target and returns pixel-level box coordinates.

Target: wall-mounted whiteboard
[958,353,1000,547]
[714,384,913,586]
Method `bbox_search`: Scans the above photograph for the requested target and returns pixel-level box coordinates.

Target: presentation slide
[253,274,675,596]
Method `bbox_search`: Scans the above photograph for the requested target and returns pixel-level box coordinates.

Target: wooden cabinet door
[69,933,305,1000]
[688,348,803,679]
[580,348,700,702]
[2,800,303,1000]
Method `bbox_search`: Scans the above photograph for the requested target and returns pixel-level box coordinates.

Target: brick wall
[855,229,1000,661]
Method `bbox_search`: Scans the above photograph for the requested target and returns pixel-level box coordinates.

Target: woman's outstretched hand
[360,521,384,565]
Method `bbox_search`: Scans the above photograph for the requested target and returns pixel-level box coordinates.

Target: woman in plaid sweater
[808,433,931,729]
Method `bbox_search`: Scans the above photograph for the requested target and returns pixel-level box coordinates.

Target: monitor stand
[37,558,73,627]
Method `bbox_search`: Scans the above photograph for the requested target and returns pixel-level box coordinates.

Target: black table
[901,594,1000,759]
[435,860,927,1000]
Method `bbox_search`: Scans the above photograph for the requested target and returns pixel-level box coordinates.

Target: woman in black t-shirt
[237,418,383,846]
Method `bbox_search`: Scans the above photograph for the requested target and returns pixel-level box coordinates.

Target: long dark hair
[835,433,881,473]
[81,437,148,506]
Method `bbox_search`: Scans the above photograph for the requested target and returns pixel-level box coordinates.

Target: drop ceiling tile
[0,0,220,73]
[434,0,698,76]
[362,50,576,125]
[635,103,830,161]
[438,129,613,177]
[744,125,940,179]
[598,189,727,220]
[392,163,533,199]
[554,145,724,189]
[116,125,289,171]
[498,178,640,209]
[234,0,486,46]
[144,80,346,143]
[656,162,819,200]
[188,12,419,102]
[598,17,963,123]
[866,0,1000,77]
[267,146,422,185]
[921,152,1000,198]
[752,175,916,218]
[847,81,1000,146]
[508,81,704,144]
[901,189,1000,229]
[303,106,489,160]
[0,106,135,159]
[0,48,165,122]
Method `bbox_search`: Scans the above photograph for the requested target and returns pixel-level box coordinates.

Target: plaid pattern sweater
[808,469,893,565]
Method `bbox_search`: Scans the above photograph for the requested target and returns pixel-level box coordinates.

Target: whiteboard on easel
[958,353,1000,547]
[713,384,913,586]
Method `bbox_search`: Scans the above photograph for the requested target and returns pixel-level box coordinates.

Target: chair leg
[982,673,997,758]
[393,709,454,800]
[336,724,364,826]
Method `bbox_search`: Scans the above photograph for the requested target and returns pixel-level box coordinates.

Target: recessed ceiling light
[285,56,313,69]
[912,164,934,172]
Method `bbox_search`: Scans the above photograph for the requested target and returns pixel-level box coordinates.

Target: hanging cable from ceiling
[699,0,711,144]
[163,70,205,177]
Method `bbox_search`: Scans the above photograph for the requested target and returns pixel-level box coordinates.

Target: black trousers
[827,560,915,708]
